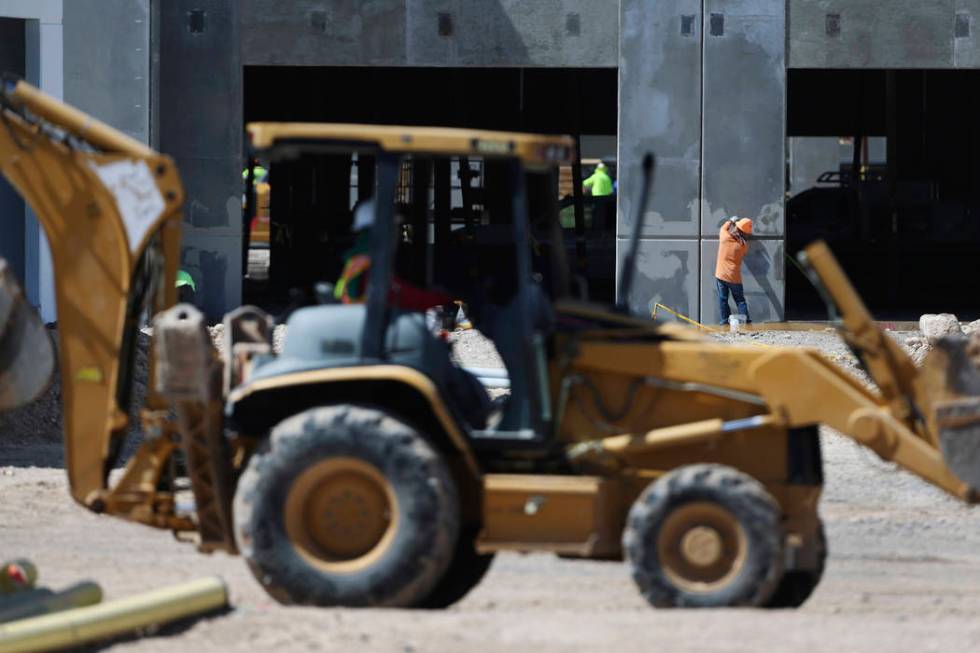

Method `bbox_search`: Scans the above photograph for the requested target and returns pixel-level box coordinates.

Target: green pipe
[0,583,101,624]
[0,576,227,653]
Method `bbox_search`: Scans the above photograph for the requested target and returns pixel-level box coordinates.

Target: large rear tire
[233,404,459,607]
[623,464,784,608]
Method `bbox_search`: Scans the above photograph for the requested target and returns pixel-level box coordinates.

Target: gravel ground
[711,327,916,383]
[3,325,980,651]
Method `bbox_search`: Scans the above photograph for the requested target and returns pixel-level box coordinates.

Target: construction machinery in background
[3,79,980,610]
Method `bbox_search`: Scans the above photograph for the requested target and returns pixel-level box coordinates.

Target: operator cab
[231,123,575,449]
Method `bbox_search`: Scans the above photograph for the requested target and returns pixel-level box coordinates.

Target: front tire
[623,464,784,608]
[233,404,459,607]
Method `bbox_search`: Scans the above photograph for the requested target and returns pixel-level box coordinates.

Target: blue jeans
[716,278,750,325]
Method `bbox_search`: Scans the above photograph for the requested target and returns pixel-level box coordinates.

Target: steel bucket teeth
[0,259,54,413]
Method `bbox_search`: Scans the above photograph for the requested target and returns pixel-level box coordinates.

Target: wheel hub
[285,457,398,573]
[657,501,748,593]
[680,526,723,567]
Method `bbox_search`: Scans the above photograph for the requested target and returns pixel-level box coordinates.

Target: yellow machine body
[3,81,980,608]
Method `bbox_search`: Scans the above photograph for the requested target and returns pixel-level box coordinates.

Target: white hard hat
[353,200,376,232]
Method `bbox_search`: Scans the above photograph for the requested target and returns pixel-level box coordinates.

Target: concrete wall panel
[618,0,701,239]
[64,1,149,144]
[700,238,784,325]
[701,0,785,239]
[241,0,617,67]
[0,0,60,22]
[954,1,980,67]
[156,0,242,318]
[617,238,699,322]
[789,0,956,68]
[177,231,242,321]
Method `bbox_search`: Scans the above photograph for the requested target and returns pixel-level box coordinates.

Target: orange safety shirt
[715,224,748,284]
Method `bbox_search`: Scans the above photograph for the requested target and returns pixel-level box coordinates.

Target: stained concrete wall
[787,0,980,68]
[617,239,699,320]
[700,239,784,325]
[63,1,150,144]
[155,0,242,320]
[241,0,618,68]
[699,0,785,324]
[618,0,785,323]
[617,0,702,321]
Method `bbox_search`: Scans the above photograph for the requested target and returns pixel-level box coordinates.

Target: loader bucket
[935,397,980,491]
[0,259,54,413]
[924,335,980,491]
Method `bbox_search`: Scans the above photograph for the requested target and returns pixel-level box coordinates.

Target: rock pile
[904,314,980,366]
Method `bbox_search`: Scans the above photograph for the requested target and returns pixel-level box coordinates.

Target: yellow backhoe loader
[2,79,980,610]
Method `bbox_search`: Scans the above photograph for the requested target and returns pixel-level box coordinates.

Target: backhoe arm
[0,80,184,511]
[799,241,933,438]
[574,338,978,502]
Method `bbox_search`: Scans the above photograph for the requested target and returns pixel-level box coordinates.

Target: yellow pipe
[6,81,153,158]
[0,577,228,653]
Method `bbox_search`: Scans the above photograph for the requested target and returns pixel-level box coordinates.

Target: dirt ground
[3,328,980,651]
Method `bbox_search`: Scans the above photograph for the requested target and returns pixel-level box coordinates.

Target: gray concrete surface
[12,0,980,326]
[700,0,785,239]
[618,0,702,240]
[617,237,699,321]
[700,238,785,325]
[154,0,243,321]
[788,0,959,68]
[63,0,149,145]
[241,0,618,67]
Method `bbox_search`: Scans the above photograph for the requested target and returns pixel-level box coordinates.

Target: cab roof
[247,122,575,167]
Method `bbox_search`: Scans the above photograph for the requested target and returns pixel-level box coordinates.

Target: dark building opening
[0,17,26,282]
[787,69,980,320]
[241,66,618,309]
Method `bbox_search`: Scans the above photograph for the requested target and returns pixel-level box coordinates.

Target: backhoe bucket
[0,259,54,413]
[923,336,980,491]
[935,398,980,491]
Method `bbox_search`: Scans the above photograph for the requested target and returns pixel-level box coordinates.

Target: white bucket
[728,314,747,332]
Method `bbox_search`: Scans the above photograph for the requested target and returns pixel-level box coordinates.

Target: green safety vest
[583,169,614,197]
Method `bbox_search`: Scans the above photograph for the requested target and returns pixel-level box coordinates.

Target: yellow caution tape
[650,303,772,348]
[650,303,722,332]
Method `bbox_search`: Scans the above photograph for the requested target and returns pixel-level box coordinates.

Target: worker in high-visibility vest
[582,162,615,230]
[335,200,491,428]
[335,200,452,311]
[715,217,753,325]
[582,161,614,197]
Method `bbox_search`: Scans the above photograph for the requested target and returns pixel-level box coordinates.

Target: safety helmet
[596,161,607,171]
[175,269,196,292]
[352,200,376,232]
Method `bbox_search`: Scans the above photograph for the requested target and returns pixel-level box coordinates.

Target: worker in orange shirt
[715,216,753,325]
